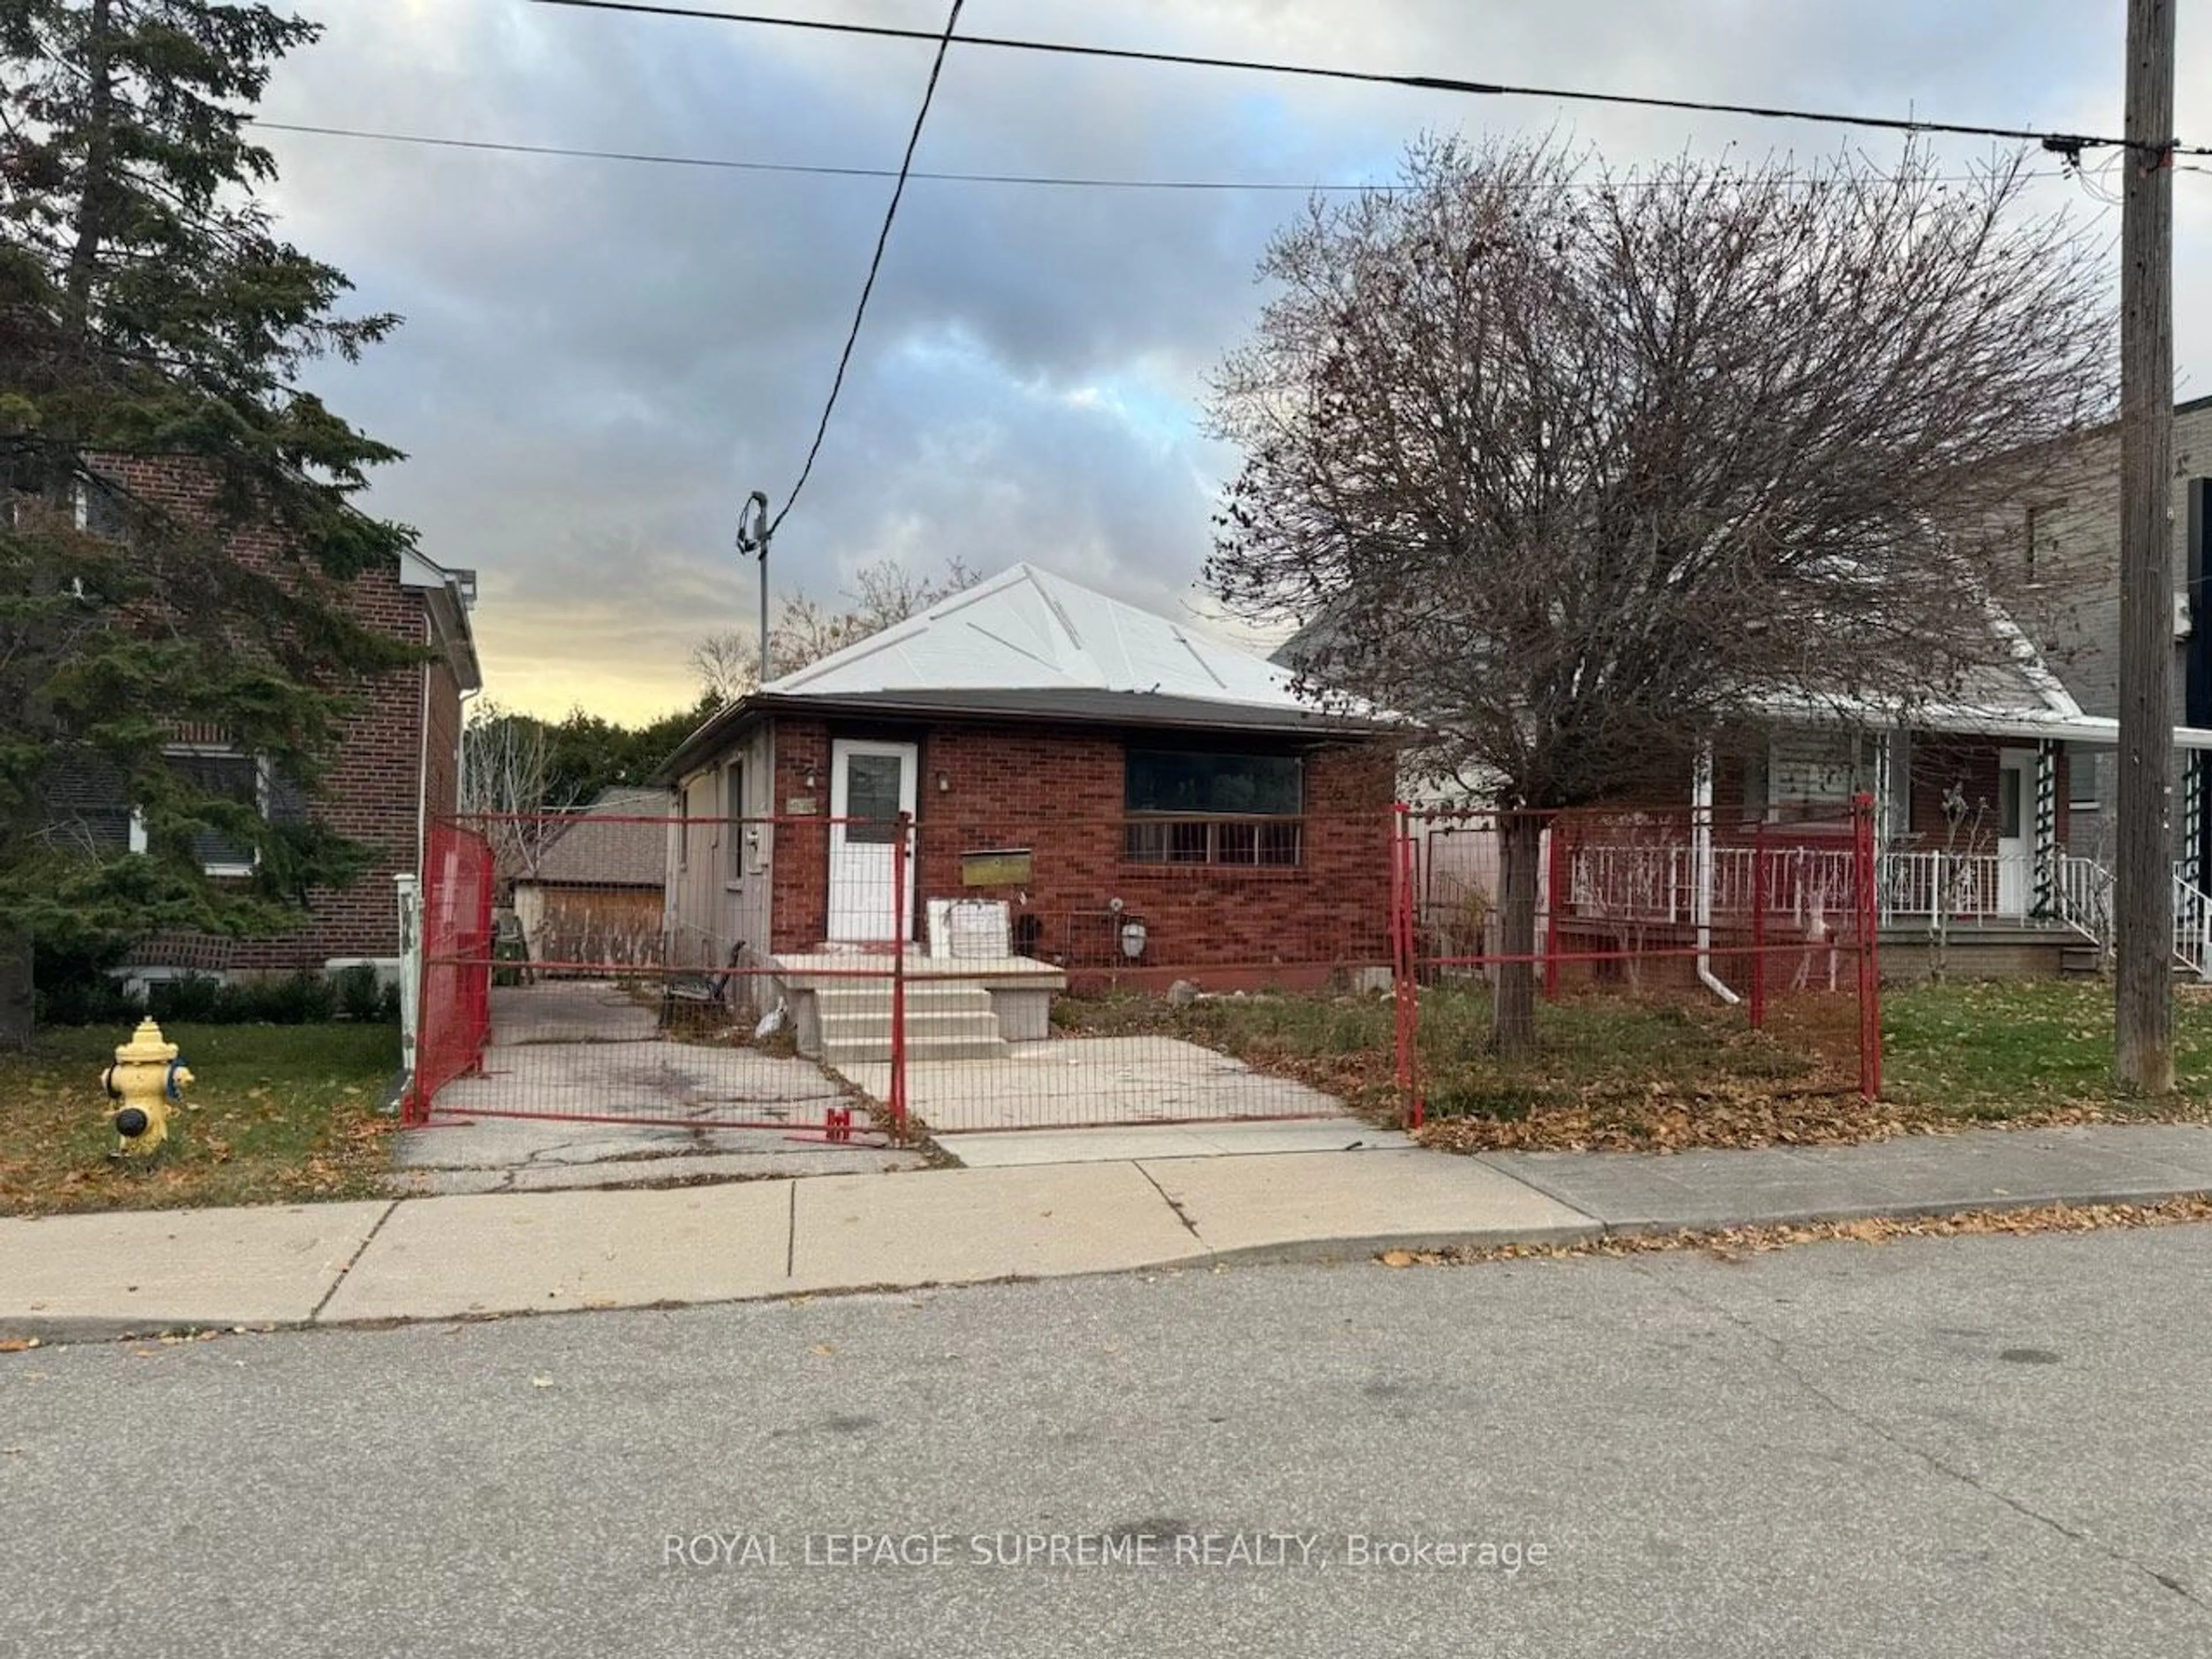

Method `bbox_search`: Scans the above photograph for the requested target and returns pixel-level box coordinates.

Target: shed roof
[524,787,668,888]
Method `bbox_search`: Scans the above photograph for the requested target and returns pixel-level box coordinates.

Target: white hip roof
[763,563,1302,710]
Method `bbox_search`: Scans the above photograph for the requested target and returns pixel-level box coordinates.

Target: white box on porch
[926,898,1012,959]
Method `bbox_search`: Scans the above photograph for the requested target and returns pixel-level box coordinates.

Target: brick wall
[766,714,1397,988]
[1906,735,2070,849]
[423,657,462,827]
[98,455,434,972]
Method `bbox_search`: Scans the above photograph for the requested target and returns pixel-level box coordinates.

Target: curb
[7,1185,2212,1347]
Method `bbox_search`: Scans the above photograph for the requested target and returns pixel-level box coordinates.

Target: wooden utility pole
[2116,0,2177,1093]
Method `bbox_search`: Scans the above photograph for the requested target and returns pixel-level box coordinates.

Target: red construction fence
[404,797,1881,1136]
[408,819,493,1116]
[1392,796,1884,1127]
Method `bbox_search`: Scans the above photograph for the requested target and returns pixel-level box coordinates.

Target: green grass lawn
[0,1022,400,1216]
[1056,982,1844,1137]
[1880,980,2212,1119]
[1058,977,2212,1151]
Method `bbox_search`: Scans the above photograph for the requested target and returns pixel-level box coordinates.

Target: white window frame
[130,744,269,877]
[1764,730,1864,820]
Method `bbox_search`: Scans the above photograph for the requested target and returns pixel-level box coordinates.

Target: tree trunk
[0,932,32,1052]
[64,0,118,328]
[1494,810,1543,1054]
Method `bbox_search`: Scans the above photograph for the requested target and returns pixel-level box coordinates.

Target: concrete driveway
[402,980,922,1194]
[835,1034,1349,1133]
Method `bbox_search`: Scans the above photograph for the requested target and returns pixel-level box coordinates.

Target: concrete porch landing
[767,949,1068,982]
[768,949,1068,1060]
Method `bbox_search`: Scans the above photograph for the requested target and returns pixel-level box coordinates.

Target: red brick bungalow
[656,564,1400,1011]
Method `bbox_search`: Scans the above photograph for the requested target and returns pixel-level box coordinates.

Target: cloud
[255,0,2187,722]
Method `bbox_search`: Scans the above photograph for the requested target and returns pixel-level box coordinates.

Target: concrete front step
[819,1009,1003,1044]
[815,984,995,1014]
[2062,944,2200,979]
[816,981,1008,1065]
[823,1035,1012,1065]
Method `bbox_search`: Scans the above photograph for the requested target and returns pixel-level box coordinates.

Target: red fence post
[468,832,494,1072]
[1853,791,1883,1100]
[1749,821,1768,1031]
[1543,813,1565,1001]
[1390,804,1424,1131]
[888,810,910,1141]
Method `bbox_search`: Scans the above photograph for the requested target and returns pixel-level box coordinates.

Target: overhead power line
[531,0,2205,161]
[770,0,963,537]
[248,119,1353,191]
[251,118,2104,196]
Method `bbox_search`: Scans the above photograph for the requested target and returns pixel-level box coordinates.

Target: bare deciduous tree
[688,632,763,707]
[691,556,982,705]
[1208,138,2112,1049]
[461,702,585,883]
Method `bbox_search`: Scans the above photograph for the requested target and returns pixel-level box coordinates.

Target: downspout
[1694,740,1741,1006]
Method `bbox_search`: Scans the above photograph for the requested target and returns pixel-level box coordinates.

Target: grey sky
[254,0,2205,721]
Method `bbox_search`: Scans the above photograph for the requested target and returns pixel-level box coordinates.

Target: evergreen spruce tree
[1,0,417,1042]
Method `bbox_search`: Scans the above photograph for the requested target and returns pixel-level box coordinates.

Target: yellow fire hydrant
[100,1017,193,1158]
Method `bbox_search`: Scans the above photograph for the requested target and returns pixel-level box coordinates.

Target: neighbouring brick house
[59,455,481,985]
[657,563,1399,995]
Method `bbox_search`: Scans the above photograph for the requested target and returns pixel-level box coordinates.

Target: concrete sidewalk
[6,1123,2212,1340]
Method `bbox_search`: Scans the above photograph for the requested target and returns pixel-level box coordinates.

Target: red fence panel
[400,798,1896,1139]
[1395,800,1884,1119]
[407,819,494,1123]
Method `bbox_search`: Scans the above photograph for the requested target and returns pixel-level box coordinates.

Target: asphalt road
[6,1226,2212,1657]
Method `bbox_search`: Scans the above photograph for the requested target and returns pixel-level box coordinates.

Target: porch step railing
[2051,854,2112,949]
[2174,872,2212,982]
[2052,858,2212,980]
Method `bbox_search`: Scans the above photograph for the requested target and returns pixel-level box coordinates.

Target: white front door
[1996,751,2032,917]
[827,740,917,942]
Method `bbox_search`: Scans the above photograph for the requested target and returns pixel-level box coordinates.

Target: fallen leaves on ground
[1415,1087,2212,1156]
[1416,1080,1916,1155]
[1373,1194,2212,1272]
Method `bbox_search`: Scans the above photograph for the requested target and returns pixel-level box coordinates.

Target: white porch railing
[1562,836,2212,978]
[2053,855,2112,949]
[1569,843,1861,928]
[2175,873,2212,982]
